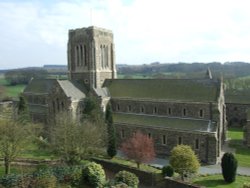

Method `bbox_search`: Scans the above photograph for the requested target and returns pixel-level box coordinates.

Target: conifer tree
[221,152,238,183]
[106,103,117,158]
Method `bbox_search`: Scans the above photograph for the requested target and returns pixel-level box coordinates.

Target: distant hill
[117,62,250,79]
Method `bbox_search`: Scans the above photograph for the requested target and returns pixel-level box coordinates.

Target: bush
[114,171,139,188]
[221,152,238,183]
[162,165,174,177]
[0,174,21,187]
[52,165,83,187]
[243,182,250,188]
[82,162,106,187]
[33,175,57,188]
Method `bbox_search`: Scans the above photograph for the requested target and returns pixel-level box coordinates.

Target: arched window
[84,45,87,66]
[153,107,157,114]
[162,135,167,145]
[199,109,204,117]
[178,137,182,145]
[183,108,186,116]
[76,46,80,66]
[140,106,145,113]
[56,98,60,111]
[128,105,132,112]
[80,45,83,66]
[168,108,172,115]
[195,139,199,149]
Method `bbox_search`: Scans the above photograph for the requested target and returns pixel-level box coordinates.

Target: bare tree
[121,131,155,169]
[0,119,36,174]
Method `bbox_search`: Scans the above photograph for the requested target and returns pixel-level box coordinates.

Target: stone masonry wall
[226,103,249,127]
[116,123,218,164]
[244,120,250,147]
[111,99,212,120]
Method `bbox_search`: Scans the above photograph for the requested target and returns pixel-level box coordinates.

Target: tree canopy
[169,145,200,180]
[121,131,155,168]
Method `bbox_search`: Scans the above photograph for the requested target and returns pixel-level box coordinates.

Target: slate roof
[24,79,86,101]
[58,80,86,101]
[103,79,220,102]
[23,79,56,94]
[225,89,250,104]
[113,112,216,133]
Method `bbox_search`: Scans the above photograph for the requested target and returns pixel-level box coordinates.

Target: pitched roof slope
[104,79,220,102]
[58,80,86,101]
[23,79,57,94]
[113,113,216,133]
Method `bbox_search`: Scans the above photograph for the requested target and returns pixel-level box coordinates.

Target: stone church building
[23,26,227,164]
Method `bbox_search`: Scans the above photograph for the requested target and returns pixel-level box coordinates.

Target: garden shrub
[33,175,57,188]
[81,162,106,187]
[221,152,238,183]
[0,174,21,188]
[52,165,83,187]
[114,171,139,188]
[162,165,174,177]
[243,182,250,188]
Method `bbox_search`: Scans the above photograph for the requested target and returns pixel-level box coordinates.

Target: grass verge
[228,127,250,167]
[193,174,250,188]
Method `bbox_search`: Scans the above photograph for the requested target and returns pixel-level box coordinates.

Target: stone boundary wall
[0,158,61,166]
[164,177,204,188]
[92,158,158,186]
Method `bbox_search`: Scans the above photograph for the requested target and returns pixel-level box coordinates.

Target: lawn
[193,174,250,188]
[228,127,250,167]
[0,74,26,98]
[20,142,57,160]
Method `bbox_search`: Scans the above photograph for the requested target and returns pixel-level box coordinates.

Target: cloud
[0,0,250,69]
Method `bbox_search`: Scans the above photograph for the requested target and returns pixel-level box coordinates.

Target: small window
[195,139,199,149]
[183,108,186,116]
[199,109,204,118]
[61,102,64,110]
[56,98,60,111]
[52,101,56,113]
[121,130,125,138]
[153,107,157,114]
[117,104,120,111]
[178,137,182,145]
[168,108,172,115]
[140,106,145,113]
[148,133,151,138]
[162,135,167,145]
[84,79,89,83]
[234,107,238,111]
[128,105,132,112]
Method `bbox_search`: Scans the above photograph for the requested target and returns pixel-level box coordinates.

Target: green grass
[228,127,250,167]
[5,84,26,98]
[20,142,57,160]
[0,165,36,176]
[99,157,161,173]
[193,174,250,188]
[0,75,26,98]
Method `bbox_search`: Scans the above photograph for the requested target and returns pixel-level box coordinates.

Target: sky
[1,0,250,69]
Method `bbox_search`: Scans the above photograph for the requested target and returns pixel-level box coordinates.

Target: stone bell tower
[67,26,117,89]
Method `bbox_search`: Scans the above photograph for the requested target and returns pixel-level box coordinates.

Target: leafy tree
[221,152,238,183]
[0,119,37,174]
[121,131,155,169]
[106,103,117,158]
[51,111,106,165]
[169,145,200,180]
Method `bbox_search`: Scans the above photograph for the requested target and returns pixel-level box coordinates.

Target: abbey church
[23,26,227,164]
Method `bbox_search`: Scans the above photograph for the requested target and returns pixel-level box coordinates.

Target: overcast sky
[1,0,250,69]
